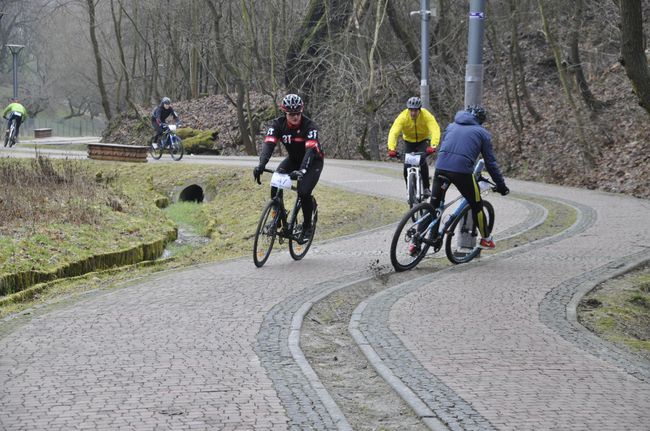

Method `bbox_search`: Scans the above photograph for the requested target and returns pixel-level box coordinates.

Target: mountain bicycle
[390,159,496,271]
[149,123,184,161]
[253,168,318,267]
[3,113,21,148]
[402,150,432,221]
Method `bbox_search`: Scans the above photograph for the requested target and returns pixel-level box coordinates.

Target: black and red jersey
[258,115,323,171]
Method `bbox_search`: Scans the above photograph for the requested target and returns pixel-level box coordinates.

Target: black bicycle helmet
[466,105,487,124]
[280,94,304,113]
[161,96,171,105]
[406,96,422,109]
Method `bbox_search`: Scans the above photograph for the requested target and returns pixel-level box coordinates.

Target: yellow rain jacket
[387,108,440,151]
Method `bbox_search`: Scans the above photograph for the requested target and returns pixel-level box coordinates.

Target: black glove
[495,183,510,196]
[289,169,305,181]
[253,165,264,184]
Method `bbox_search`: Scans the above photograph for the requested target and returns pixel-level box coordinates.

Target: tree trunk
[618,0,650,117]
[284,0,353,98]
[486,16,521,134]
[538,0,594,167]
[567,0,605,113]
[385,0,419,78]
[86,0,112,121]
[236,80,256,155]
[509,0,542,122]
[110,0,139,116]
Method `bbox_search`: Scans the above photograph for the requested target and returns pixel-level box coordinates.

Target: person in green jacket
[387,96,441,197]
[3,98,28,142]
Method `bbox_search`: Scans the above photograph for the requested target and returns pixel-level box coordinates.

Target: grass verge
[0,158,405,319]
[578,264,650,361]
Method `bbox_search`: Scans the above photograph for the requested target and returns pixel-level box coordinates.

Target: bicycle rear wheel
[8,123,16,147]
[170,137,184,161]
[253,201,279,267]
[289,197,317,260]
[444,200,495,264]
[390,202,436,272]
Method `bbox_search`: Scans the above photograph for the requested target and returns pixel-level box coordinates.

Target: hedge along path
[0,228,177,304]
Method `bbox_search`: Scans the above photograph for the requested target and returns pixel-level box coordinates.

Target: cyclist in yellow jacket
[387,96,441,197]
[3,98,28,143]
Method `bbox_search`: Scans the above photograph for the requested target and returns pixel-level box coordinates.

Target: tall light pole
[410,0,437,110]
[464,0,487,108]
[6,44,25,99]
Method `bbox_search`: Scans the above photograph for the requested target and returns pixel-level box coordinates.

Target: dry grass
[0,155,115,233]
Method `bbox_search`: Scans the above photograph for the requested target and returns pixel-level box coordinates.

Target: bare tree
[85,0,112,120]
[618,0,650,117]
[567,0,606,113]
[538,0,593,167]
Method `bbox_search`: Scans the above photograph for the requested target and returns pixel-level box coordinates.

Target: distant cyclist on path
[151,96,179,144]
[387,96,441,197]
[3,98,28,143]
[253,94,324,241]
[431,106,509,249]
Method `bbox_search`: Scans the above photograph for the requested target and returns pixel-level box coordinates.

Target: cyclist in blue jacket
[430,106,509,249]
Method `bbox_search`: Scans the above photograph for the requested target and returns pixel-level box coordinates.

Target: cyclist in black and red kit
[253,94,324,241]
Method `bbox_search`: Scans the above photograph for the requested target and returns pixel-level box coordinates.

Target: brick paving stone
[358,179,650,430]
[0,156,550,429]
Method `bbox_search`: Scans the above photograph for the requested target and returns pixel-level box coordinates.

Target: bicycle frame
[267,170,303,243]
[404,151,429,203]
[411,160,492,244]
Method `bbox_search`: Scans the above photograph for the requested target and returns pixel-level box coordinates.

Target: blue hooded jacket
[435,111,505,188]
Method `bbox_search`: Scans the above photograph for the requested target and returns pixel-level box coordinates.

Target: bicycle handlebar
[390,151,432,162]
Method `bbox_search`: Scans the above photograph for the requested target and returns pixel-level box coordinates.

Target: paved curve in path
[355,183,650,430]
[1,145,648,429]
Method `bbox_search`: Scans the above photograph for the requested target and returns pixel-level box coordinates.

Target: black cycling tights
[430,169,490,239]
[272,157,323,228]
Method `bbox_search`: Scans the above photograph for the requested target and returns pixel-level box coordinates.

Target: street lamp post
[6,44,25,99]
[410,0,437,110]
[464,0,487,108]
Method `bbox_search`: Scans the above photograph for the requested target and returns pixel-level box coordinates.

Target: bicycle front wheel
[445,200,495,264]
[170,137,184,161]
[390,202,436,272]
[149,138,164,159]
[289,197,317,261]
[253,201,280,267]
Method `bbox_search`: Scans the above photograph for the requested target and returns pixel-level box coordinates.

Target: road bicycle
[149,123,184,161]
[3,113,21,148]
[253,168,318,267]
[390,159,496,271]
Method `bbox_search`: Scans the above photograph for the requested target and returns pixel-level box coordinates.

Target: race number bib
[270,172,293,189]
[12,112,21,117]
[404,153,421,166]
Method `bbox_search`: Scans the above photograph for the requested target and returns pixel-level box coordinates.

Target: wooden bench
[34,128,53,138]
[87,143,148,163]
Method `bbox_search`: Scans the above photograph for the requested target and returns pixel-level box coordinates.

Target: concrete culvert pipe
[179,184,204,203]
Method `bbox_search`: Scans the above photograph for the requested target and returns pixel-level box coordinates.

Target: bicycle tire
[3,131,7,147]
[170,137,184,161]
[444,200,495,264]
[390,202,436,272]
[253,200,279,267]
[149,137,164,159]
[8,122,16,147]
[289,197,317,261]
[407,173,417,210]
